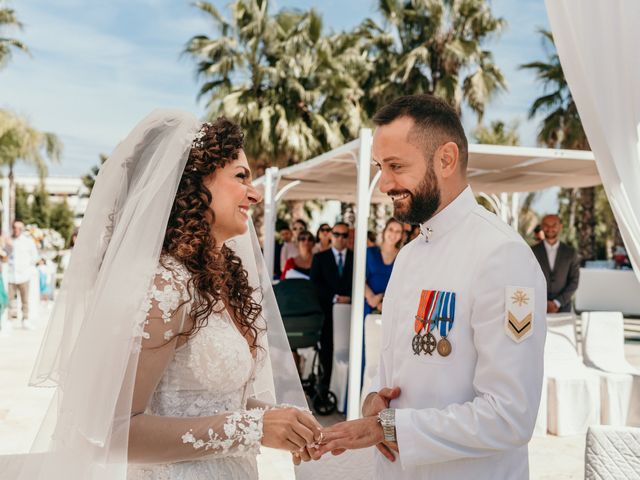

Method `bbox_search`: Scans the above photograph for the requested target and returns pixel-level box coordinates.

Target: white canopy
[254,131,599,419]
[253,139,599,202]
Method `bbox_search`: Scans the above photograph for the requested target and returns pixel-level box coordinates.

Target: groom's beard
[391,161,441,225]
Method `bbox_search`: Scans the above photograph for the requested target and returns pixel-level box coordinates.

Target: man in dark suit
[310,221,354,386]
[532,214,580,313]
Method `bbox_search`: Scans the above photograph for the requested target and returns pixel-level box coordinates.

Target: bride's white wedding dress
[128,255,267,480]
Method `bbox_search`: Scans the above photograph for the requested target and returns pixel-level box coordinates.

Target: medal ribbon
[414,290,436,334]
[437,292,456,337]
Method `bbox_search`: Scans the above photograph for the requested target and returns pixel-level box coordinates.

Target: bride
[1,110,319,480]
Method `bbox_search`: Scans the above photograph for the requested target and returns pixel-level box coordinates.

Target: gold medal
[437,337,452,357]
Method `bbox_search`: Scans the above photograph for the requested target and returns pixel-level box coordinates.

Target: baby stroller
[273,278,337,415]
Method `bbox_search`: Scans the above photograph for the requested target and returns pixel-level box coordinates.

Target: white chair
[330,304,351,413]
[545,314,601,436]
[360,314,382,407]
[582,311,640,426]
[584,425,640,479]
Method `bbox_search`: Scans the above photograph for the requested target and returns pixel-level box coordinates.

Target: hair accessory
[191,122,212,149]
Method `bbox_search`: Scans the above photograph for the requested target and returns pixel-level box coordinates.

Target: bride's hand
[262,407,322,451]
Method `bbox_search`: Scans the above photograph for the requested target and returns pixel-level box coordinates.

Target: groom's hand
[361,387,401,461]
[311,417,384,459]
[362,387,401,417]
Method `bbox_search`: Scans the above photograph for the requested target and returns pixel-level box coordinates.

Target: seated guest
[532,214,580,313]
[310,222,353,387]
[312,223,332,254]
[364,218,403,315]
[281,230,315,280]
[280,219,306,267]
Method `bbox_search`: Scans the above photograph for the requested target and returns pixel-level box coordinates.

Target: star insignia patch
[505,286,535,343]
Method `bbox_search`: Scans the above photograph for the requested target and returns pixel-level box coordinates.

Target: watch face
[379,409,394,424]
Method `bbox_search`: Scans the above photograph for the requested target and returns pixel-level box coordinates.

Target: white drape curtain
[545,0,640,280]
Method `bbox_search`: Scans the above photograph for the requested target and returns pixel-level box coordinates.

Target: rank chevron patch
[508,312,532,337]
[505,286,535,343]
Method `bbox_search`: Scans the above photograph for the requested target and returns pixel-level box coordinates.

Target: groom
[312,95,546,479]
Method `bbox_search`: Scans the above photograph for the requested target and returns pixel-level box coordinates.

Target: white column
[262,167,279,281]
[347,128,373,420]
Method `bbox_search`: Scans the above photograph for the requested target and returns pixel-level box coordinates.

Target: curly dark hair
[162,117,263,351]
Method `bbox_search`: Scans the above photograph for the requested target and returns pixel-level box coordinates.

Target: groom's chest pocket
[394,287,469,366]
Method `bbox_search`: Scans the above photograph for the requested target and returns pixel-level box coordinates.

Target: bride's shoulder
[145,254,192,309]
[140,255,192,346]
[155,254,191,287]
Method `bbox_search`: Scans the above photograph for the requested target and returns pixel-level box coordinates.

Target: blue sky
[1,0,551,181]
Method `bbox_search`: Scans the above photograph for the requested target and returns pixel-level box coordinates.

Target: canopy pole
[262,167,279,280]
[346,128,373,420]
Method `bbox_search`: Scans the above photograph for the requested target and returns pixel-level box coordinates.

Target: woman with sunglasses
[280,230,315,280]
[312,223,332,254]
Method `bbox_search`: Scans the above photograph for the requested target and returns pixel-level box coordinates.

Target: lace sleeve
[128,257,266,464]
[140,257,191,348]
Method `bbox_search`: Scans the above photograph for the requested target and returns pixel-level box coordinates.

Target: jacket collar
[419,185,476,243]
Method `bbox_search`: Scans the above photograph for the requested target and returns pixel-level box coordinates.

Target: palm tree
[353,0,507,121]
[0,0,29,70]
[82,153,108,195]
[474,119,519,146]
[0,109,62,224]
[521,29,597,262]
[185,0,364,172]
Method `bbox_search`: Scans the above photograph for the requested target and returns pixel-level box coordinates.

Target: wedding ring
[318,432,325,444]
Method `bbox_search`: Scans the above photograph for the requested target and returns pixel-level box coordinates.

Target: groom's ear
[436,142,460,179]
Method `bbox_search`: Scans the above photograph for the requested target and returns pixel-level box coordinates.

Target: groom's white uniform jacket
[371,186,546,480]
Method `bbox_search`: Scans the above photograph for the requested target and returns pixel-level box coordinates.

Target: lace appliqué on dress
[135,256,191,344]
[181,409,264,455]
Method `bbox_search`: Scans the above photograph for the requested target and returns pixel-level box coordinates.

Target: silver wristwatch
[377,408,396,442]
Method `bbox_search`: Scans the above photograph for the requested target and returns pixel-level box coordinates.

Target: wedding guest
[281,230,315,280]
[280,219,307,267]
[532,214,580,313]
[0,234,9,333]
[38,258,53,302]
[312,223,332,254]
[364,219,403,316]
[310,222,353,387]
[7,220,39,329]
[274,222,292,278]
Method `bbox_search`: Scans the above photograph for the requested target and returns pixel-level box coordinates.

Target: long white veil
[0,109,306,479]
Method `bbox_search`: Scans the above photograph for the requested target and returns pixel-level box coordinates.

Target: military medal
[413,290,438,355]
[421,328,437,355]
[437,336,452,356]
[435,291,456,357]
[412,333,423,355]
